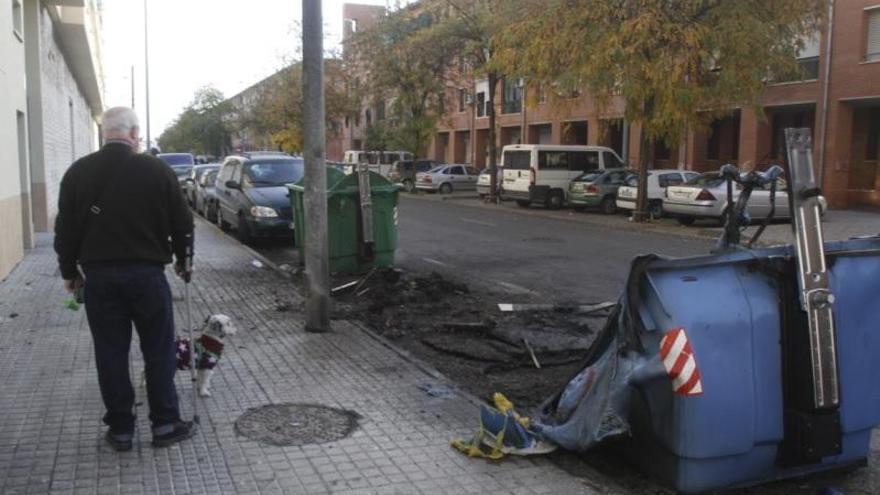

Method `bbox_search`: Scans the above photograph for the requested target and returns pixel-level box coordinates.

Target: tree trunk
[487,71,499,203]
[633,132,653,222]
[633,99,655,223]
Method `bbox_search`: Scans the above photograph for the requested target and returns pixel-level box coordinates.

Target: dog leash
[185,243,200,425]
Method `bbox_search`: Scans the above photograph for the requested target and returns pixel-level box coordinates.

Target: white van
[500,144,625,209]
[342,150,414,177]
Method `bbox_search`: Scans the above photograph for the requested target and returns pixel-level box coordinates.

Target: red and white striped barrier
[660,327,704,396]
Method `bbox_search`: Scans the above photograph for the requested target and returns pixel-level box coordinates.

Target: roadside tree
[158,86,232,157]
[242,60,358,154]
[349,5,458,156]
[495,0,828,221]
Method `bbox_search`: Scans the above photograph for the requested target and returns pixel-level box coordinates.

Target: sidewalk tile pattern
[0,223,596,494]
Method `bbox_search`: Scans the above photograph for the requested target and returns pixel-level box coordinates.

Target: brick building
[337,3,388,156]
[425,0,880,209]
[0,0,104,279]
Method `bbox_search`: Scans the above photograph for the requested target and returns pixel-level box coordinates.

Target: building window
[502,79,522,114]
[476,92,486,117]
[458,89,466,113]
[12,0,23,41]
[538,84,547,104]
[868,9,880,62]
[773,33,820,82]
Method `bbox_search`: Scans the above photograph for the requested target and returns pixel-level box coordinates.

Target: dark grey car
[215,155,304,244]
[194,168,220,221]
[184,164,220,206]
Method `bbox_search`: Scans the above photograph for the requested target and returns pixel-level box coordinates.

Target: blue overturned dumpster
[454,129,880,493]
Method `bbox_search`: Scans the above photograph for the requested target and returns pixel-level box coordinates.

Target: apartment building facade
[0,0,104,279]
[428,0,880,210]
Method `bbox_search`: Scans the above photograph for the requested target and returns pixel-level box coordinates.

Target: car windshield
[159,154,194,166]
[685,173,724,188]
[244,159,305,186]
[577,172,603,182]
[203,171,218,186]
[194,166,218,180]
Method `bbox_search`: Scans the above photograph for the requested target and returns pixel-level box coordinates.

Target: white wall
[32,4,96,230]
[0,0,30,277]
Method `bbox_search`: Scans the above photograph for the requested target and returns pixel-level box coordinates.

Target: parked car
[616,169,700,218]
[500,144,625,209]
[568,168,635,214]
[663,172,826,225]
[194,168,221,222]
[214,155,304,243]
[183,164,220,206]
[342,150,414,177]
[476,167,504,198]
[157,153,195,183]
[388,159,441,192]
[415,164,479,193]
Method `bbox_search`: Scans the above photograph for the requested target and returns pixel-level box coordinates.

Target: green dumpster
[289,168,401,274]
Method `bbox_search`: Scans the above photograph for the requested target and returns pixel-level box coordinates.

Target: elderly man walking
[54,107,196,451]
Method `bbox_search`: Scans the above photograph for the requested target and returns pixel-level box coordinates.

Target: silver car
[664,172,828,225]
[415,164,479,194]
[476,167,504,198]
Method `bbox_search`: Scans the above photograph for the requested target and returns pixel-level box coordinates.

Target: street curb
[198,214,294,280]
[195,213,489,410]
[344,319,489,409]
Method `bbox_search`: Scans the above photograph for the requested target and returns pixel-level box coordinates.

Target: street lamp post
[144,0,151,151]
[302,0,330,333]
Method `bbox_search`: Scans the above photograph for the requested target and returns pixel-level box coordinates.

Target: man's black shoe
[151,420,197,447]
[105,430,133,452]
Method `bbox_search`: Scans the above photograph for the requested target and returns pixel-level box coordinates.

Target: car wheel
[546,190,565,210]
[599,196,616,215]
[217,207,230,231]
[237,214,254,245]
[677,216,696,226]
[403,180,415,193]
[515,200,531,208]
[205,202,215,222]
[648,200,663,219]
[439,183,453,194]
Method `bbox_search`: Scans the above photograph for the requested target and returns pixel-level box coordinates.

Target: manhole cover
[234,403,360,446]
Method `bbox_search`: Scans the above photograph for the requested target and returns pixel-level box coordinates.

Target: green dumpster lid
[289,167,401,193]
[288,166,347,192]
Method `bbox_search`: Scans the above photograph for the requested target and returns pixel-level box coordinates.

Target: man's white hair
[101,106,139,134]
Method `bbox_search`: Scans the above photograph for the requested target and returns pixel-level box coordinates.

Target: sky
[101,0,394,147]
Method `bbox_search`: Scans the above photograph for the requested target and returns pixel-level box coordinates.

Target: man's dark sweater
[54,142,194,280]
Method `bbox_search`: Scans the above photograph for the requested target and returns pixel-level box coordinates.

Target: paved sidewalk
[0,220,596,495]
[408,191,880,246]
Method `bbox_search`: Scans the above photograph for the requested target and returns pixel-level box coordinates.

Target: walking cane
[183,242,200,425]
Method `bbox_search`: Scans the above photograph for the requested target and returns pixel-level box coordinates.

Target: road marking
[460,217,497,227]
[422,257,451,268]
[495,281,541,296]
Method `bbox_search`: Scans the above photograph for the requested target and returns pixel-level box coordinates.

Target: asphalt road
[257,196,712,303]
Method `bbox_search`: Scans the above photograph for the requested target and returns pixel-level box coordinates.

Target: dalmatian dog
[175,314,237,397]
